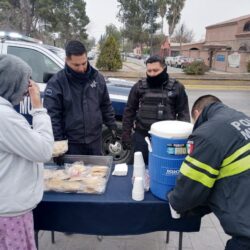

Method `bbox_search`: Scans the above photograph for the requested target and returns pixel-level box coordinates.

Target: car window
[7,46,61,83]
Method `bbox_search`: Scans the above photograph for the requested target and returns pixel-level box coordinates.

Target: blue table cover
[33,166,201,235]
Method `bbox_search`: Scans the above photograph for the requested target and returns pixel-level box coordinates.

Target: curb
[102,71,250,81]
[184,85,250,91]
[101,70,250,91]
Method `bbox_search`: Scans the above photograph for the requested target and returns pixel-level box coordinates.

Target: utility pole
[180,24,184,56]
[122,16,125,61]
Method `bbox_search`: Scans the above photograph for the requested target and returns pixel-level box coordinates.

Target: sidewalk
[37,214,230,250]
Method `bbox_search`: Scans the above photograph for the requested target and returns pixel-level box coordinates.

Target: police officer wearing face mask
[122,55,190,164]
[44,40,117,162]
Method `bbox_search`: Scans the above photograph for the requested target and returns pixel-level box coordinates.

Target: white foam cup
[133,151,145,178]
[133,151,145,168]
[132,177,144,201]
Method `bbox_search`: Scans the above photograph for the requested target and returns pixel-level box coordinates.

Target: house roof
[203,42,228,49]
[169,41,205,49]
[170,42,203,46]
[206,14,250,29]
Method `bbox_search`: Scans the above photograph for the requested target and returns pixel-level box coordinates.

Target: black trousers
[133,130,150,165]
[67,137,102,156]
[225,237,250,250]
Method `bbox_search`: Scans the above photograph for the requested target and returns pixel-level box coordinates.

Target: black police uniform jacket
[43,65,116,144]
[169,102,250,239]
[122,76,190,139]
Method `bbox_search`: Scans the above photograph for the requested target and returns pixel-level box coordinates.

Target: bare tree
[171,23,194,43]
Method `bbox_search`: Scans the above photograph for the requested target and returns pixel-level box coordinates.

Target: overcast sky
[85,0,250,42]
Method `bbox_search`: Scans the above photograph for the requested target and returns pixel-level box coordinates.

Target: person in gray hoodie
[0,54,54,250]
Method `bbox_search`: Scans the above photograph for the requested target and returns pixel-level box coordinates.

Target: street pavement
[120,57,183,74]
[187,89,250,116]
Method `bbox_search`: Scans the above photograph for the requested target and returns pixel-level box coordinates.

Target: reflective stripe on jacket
[169,102,250,239]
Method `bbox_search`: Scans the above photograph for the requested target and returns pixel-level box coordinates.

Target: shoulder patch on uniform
[45,88,53,96]
[90,80,97,88]
[168,91,174,97]
[186,140,194,155]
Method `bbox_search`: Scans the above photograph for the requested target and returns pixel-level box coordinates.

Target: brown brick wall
[169,17,250,72]
[206,24,238,42]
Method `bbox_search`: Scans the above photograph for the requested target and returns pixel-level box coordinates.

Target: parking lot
[117,57,184,74]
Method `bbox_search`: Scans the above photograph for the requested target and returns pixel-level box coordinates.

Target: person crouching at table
[0,54,54,250]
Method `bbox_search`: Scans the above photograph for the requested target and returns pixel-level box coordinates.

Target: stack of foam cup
[132,177,144,201]
[133,151,146,184]
[132,152,146,200]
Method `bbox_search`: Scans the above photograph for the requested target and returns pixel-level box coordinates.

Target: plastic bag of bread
[43,169,69,180]
[44,179,83,192]
[90,165,109,177]
[52,140,68,157]
[65,161,87,177]
[70,176,106,193]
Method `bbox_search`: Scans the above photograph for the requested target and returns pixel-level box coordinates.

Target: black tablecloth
[33,166,201,235]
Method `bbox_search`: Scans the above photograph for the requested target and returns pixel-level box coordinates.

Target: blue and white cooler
[148,120,193,200]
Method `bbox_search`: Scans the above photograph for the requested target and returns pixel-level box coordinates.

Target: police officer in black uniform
[122,55,190,164]
[44,40,117,158]
[169,95,250,250]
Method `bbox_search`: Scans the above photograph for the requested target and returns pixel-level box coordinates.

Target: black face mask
[146,67,168,88]
[65,63,91,84]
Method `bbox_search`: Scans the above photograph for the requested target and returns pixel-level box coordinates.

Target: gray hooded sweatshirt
[0,55,54,216]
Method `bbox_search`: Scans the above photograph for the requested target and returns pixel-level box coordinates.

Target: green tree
[117,0,158,47]
[117,0,185,53]
[96,35,122,71]
[151,34,166,52]
[99,24,122,49]
[0,0,22,32]
[167,0,186,36]
[155,0,186,37]
[184,61,209,75]
[106,24,122,43]
[43,0,89,43]
[0,0,90,45]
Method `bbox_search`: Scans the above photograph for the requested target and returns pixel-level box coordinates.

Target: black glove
[110,129,118,144]
[122,141,132,150]
[53,155,65,166]
[121,132,132,150]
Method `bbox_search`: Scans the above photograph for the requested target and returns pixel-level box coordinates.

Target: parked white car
[87,51,96,60]
[165,56,175,67]
[172,56,190,68]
